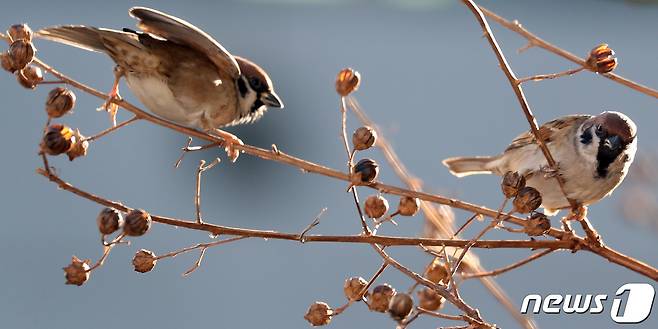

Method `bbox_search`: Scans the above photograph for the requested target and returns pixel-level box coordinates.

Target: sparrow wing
[505,115,590,152]
[129,7,241,79]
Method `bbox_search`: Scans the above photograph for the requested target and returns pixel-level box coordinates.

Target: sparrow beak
[261,91,284,109]
[604,135,621,150]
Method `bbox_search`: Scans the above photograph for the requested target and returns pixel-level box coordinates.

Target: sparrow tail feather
[442,156,496,177]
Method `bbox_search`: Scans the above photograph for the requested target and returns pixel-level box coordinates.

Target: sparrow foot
[210,129,244,162]
[540,163,562,178]
[571,206,604,248]
[98,66,125,126]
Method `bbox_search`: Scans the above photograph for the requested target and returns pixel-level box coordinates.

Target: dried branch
[26,53,657,279]
[462,0,575,209]
[478,6,658,100]
[462,249,555,280]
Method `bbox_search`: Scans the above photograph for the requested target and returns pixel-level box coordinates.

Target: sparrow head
[232,56,283,124]
[577,111,637,178]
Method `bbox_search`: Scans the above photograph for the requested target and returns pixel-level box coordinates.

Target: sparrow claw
[540,163,561,178]
[223,136,244,163]
[210,129,244,162]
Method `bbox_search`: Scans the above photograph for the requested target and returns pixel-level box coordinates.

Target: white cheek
[576,128,600,163]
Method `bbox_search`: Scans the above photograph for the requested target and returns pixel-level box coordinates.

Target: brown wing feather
[505,115,591,151]
[129,6,241,79]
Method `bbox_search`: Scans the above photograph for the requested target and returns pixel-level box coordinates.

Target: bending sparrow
[443,111,637,215]
[37,7,284,160]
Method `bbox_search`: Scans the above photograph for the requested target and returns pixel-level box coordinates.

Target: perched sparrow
[37,7,283,160]
[443,111,637,214]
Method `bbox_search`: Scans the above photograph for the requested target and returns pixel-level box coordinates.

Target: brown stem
[517,67,586,84]
[478,6,658,100]
[462,0,576,209]
[462,249,555,279]
[84,115,140,142]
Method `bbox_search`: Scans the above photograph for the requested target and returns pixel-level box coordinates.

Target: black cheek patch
[580,130,592,145]
[237,78,248,98]
[250,98,264,113]
[595,139,625,178]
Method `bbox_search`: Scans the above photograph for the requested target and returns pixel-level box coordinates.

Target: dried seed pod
[335,68,360,96]
[513,187,542,214]
[524,212,551,236]
[398,196,420,216]
[8,39,34,71]
[63,256,90,286]
[368,284,396,313]
[66,129,89,161]
[1,52,16,73]
[352,126,377,151]
[501,171,526,198]
[45,87,76,118]
[343,276,368,301]
[123,209,152,236]
[304,301,333,326]
[96,207,124,235]
[132,249,157,273]
[417,287,445,311]
[586,43,617,74]
[16,65,43,89]
[388,293,413,322]
[352,158,379,184]
[364,195,389,219]
[41,124,75,155]
[425,259,449,284]
[7,23,33,42]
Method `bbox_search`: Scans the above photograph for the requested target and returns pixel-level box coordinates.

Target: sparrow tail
[442,156,496,177]
[36,26,142,55]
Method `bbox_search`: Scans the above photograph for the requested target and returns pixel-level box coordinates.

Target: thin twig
[478,5,658,100]
[299,207,327,243]
[35,168,658,280]
[195,158,221,224]
[517,67,586,84]
[462,0,576,209]
[462,249,555,279]
[84,115,140,142]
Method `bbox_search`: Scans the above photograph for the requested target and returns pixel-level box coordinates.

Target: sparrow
[36,6,284,160]
[443,111,637,215]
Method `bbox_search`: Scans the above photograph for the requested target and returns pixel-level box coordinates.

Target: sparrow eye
[595,124,605,138]
[249,77,262,90]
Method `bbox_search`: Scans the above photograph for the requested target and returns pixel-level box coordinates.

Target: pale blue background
[0,1,657,328]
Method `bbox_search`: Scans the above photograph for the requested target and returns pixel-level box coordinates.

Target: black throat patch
[595,138,625,178]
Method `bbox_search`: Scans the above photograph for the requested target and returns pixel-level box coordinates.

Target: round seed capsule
[343,276,368,301]
[63,256,90,286]
[353,158,379,184]
[388,293,413,322]
[123,209,152,236]
[335,68,360,96]
[304,301,333,326]
[45,87,76,118]
[398,196,420,216]
[16,65,43,89]
[352,126,377,151]
[368,284,396,313]
[132,249,157,273]
[364,195,389,219]
[513,187,542,214]
[96,207,124,235]
[7,23,33,42]
[7,39,34,71]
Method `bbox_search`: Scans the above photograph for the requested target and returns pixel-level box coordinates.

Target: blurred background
[0,0,656,328]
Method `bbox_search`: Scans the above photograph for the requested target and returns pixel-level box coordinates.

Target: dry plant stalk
[1,2,657,328]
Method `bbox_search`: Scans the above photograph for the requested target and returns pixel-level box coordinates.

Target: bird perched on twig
[37,7,284,161]
[443,111,637,215]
